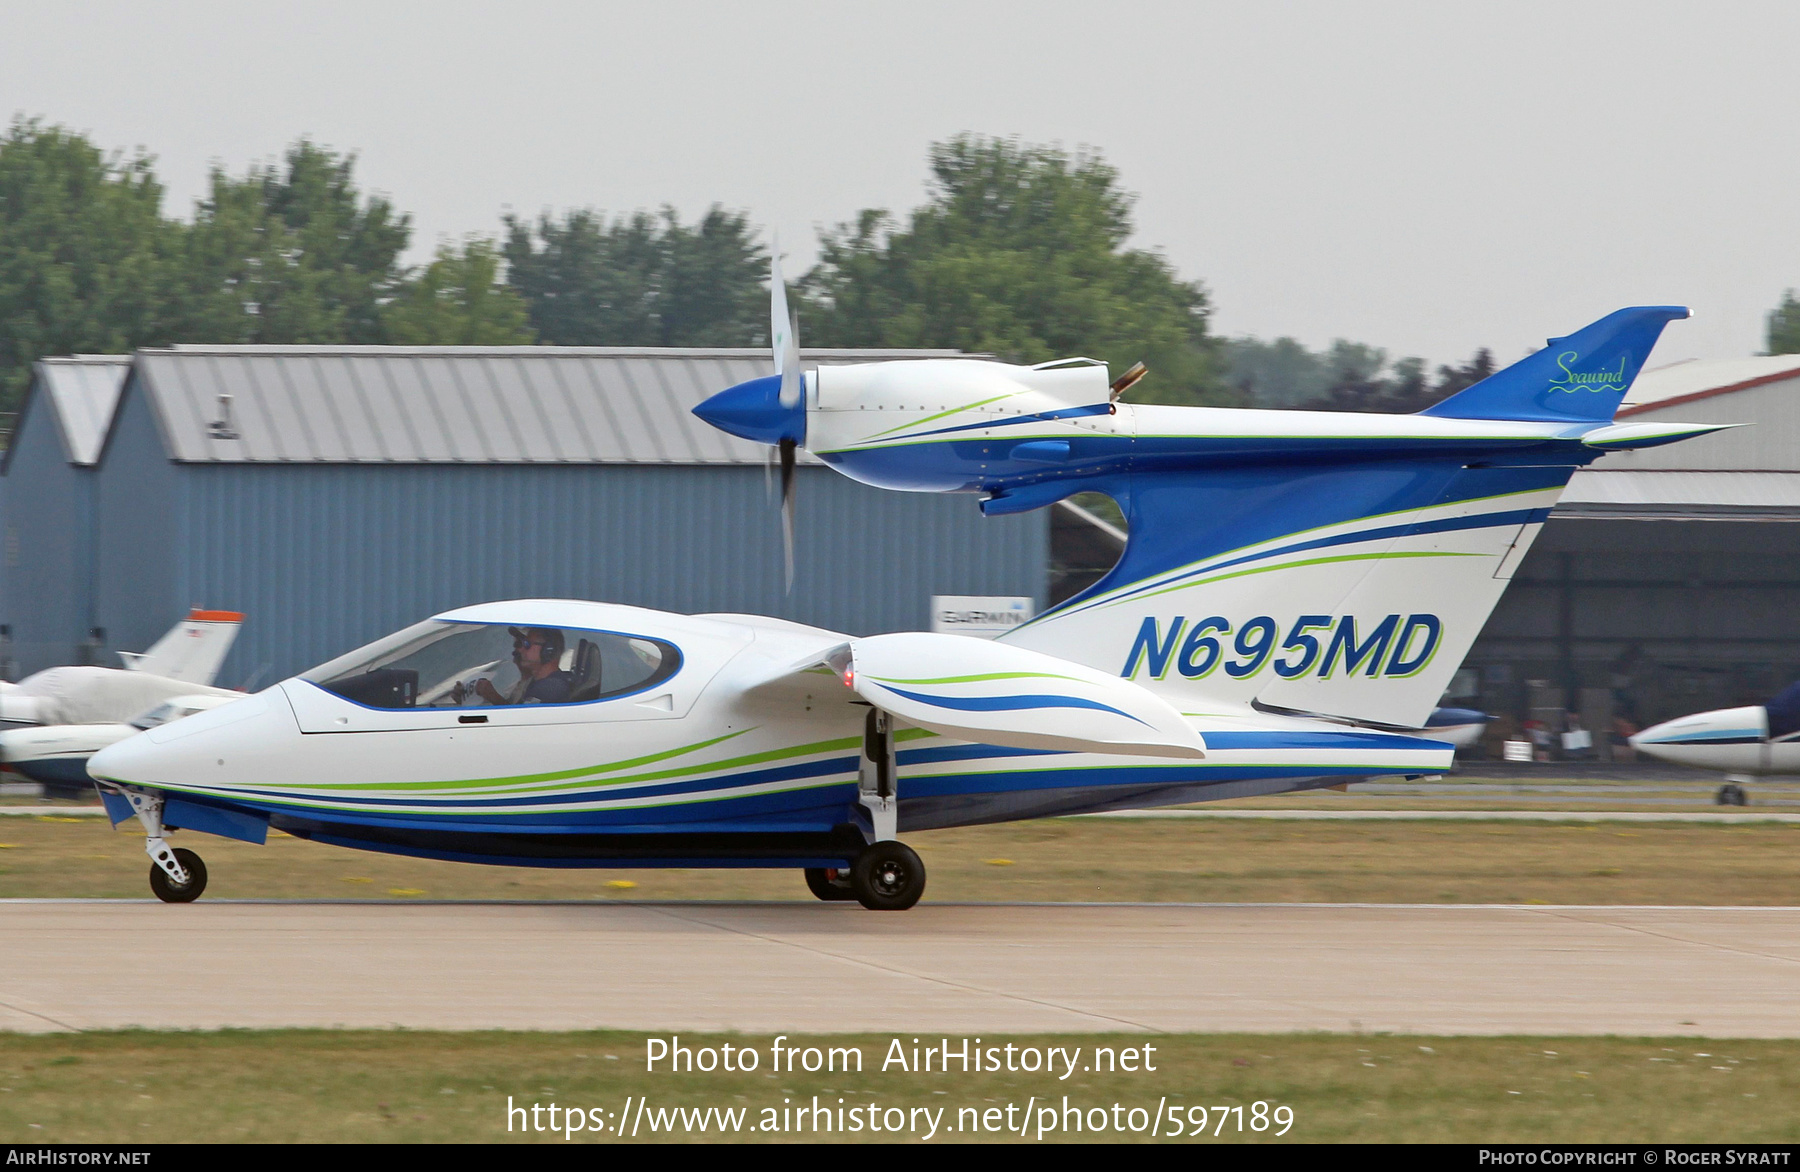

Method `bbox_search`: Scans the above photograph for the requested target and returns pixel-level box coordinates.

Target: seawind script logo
[1546,350,1628,394]
[1122,614,1442,681]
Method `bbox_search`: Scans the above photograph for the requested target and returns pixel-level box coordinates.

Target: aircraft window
[301,621,682,710]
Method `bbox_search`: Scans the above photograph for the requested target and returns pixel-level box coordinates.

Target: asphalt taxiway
[3,901,1797,1037]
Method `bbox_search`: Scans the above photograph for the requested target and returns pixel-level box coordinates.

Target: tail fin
[1420,306,1689,423]
[117,609,243,685]
[1004,462,1566,727]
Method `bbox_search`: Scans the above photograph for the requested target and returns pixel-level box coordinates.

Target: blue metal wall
[167,463,1045,686]
[1,390,94,676]
[79,385,1046,685]
[92,378,181,670]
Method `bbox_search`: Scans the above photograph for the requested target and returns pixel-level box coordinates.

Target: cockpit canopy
[301,620,682,710]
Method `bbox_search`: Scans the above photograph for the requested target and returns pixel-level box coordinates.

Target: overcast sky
[3,1,1795,369]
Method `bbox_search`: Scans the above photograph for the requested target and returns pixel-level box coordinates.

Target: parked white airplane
[0,609,242,726]
[0,610,242,792]
[89,278,1725,909]
[1630,681,1800,804]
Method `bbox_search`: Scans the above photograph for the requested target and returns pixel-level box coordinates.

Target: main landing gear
[110,785,210,903]
[1716,774,1752,807]
[802,708,927,910]
[803,843,928,911]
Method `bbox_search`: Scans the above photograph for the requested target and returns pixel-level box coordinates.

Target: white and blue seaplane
[89,281,1725,908]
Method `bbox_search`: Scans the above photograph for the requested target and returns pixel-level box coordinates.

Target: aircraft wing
[843,632,1205,759]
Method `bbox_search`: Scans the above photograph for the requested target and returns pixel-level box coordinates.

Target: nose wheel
[148,848,208,903]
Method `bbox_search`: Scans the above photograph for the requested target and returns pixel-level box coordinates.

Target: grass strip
[6,815,1800,905]
[1,1030,1794,1143]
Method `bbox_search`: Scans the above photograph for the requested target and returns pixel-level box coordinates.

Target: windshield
[301,621,682,710]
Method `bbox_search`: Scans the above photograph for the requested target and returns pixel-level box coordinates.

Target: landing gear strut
[110,785,210,902]
[847,709,925,910]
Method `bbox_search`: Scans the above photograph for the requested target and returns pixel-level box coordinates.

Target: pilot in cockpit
[467,626,575,706]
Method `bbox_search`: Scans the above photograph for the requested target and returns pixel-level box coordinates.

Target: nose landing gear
[1716,774,1752,807]
[106,785,211,902]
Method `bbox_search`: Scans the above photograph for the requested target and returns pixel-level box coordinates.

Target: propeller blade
[770,238,801,409]
[779,437,797,592]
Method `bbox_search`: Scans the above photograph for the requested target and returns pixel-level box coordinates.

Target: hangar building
[0,347,1048,687]
[1461,356,1800,751]
[0,356,130,677]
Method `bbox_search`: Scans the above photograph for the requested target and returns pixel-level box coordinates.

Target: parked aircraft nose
[1629,705,1768,771]
[88,690,300,791]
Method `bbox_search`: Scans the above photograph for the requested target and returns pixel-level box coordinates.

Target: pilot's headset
[533,627,567,669]
[510,626,566,669]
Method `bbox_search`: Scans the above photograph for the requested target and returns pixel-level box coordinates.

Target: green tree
[0,119,178,408]
[1768,290,1800,355]
[801,135,1229,405]
[171,139,410,344]
[502,205,766,346]
[381,237,534,345]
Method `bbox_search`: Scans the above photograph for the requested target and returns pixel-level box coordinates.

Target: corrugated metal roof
[1559,470,1800,518]
[1622,355,1800,411]
[35,356,130,465]
[132,346,965,465]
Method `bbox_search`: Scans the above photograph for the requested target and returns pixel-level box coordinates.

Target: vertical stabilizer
[1420,306,1689,423]
[118,610,243,685]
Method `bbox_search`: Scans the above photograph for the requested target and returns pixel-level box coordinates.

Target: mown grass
[4,815,1800,905]
[0,1030,1793,1143]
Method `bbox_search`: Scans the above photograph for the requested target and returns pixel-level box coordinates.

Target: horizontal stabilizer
[1421,306,1689,423]
[847,632,1205,758]
[1580,420,1738,451]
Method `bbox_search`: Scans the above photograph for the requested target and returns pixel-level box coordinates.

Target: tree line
[2,117,1505,414]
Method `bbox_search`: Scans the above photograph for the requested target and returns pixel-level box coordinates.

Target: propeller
[690,242,809,592]
[771,240,801,590]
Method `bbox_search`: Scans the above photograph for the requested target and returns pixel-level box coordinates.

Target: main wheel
[1717,783,1748,807]
[804,867,857,901]
[850,841,926,911]
[148,848,208,903]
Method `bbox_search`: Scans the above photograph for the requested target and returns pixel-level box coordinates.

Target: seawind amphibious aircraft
[90,298,1727,909]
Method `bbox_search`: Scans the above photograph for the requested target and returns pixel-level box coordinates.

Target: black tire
[1717,783,1748,807]
[148,848,207,903]
[804,867,857,902]
[850,841,926,911]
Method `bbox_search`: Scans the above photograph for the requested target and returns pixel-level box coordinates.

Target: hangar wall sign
[930,596,1035,640]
